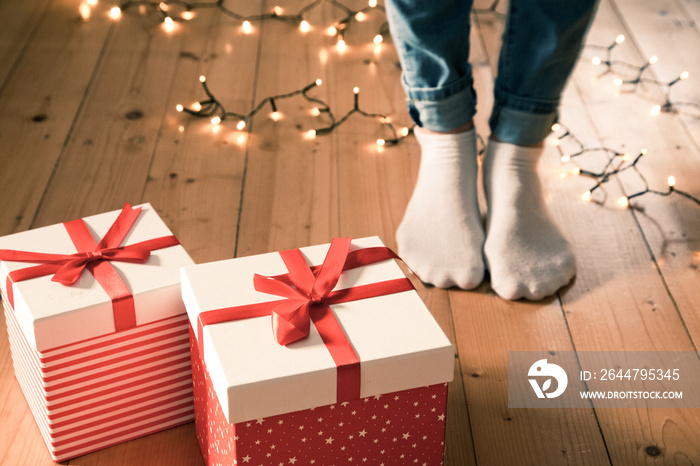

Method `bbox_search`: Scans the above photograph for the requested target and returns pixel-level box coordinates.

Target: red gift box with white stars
[181,237,454,466]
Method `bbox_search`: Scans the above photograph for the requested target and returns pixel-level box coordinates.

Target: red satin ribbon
[196,237,414,402]
[0,203,180,332]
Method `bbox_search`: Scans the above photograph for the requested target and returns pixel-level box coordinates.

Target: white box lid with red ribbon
[0,203,194,352]
[181,236,454,424]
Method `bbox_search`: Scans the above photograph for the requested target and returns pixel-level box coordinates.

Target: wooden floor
[1,0,699,464]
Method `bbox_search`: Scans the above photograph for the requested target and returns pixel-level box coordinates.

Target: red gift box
[0,204,195,461]
[181,237,454,465]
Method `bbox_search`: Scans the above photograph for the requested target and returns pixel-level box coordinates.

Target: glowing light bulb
[614,78,623,87]
[210,116,221,125]
[315,78,322,86]
[680,71,689,80]
[377,138,386,146]
[79,2,91,20]
[553,138,561,146]
[327,26,337,36]
[159,2,169,11]
[572,167,581,175]
[616,34,625,44]
[400,127,410,137]
[560,154,571,163]
[87,0,97,5]
[648,55,658,65]
[667,175,676,187]
[299,20,310,33]
[373,34,383,45]
[163,16,175,32]
[199,75,207,83]
[273,5,283,16]
[178,125,185,133]
[336,38,346,52]
[305,129,317,139]
[191,102,202,112]
[355,11,366,21]
[651,105,661,116]
[581,191,592,202]
[181,10,195,20]
[369,0,377,6]
[617,196,629,208]
[242,21,252,34]
[353,87,359,94]
[176,104,184,112]
[641,148,648,155]
[270,111,282,121]
[591,57,601,66]
[622,153,630,161]
[551,123,561,132]
[109,6,122,19]
[236,120,246,131]
[310,107,321,116]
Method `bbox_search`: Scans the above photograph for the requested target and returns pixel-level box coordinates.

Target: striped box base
[4,301,194,462]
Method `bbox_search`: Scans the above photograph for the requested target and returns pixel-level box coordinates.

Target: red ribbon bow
[0,203,180,332]
[253,237,353,346]
[196,237,414,402]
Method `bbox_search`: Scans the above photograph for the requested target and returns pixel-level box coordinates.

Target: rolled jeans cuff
[403,75,476,132]
[489,106,558,146]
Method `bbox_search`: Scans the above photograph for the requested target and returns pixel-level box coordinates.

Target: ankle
[419,120,474,136]
[489,134,544,148]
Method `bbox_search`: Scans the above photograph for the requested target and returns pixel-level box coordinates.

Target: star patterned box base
[180,237,454,466]
[191,327,449,466]
[0,204,195,461]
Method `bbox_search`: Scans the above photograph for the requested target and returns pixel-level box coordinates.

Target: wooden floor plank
[601,0,700,348]
[140,8,257,265]
[557,1,700,462]
[0,0,112,236]
[609,0,700,144]
[29,6,192,228]
[234,1,343,256]
[0,0,53,87]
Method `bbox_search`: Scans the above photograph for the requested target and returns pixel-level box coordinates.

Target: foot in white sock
[396,127,485,289]
[483,139,575,300]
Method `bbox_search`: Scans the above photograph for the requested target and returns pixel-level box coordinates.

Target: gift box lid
[181,236,454,424]
[0,203,194,352]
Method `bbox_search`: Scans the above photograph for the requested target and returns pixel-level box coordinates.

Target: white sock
[483,139,576,300]
[396,127,485,289]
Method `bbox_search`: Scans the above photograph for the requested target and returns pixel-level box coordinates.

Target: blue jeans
[385,0,599,145]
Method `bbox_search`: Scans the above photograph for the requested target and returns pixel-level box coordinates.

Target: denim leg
[490,0,599,145]
[385,0,476,132]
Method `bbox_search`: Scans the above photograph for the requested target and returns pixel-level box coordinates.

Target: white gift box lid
[181,236,454,424]
[0,203,194,352]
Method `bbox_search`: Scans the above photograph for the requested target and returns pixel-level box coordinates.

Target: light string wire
[552,123,700,209]
[95,0,390,46]
[587,35,699,116]
[176,77,414,146]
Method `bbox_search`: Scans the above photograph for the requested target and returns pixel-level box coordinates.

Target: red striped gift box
[0,204,195,461]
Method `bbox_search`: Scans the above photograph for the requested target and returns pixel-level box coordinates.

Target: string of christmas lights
[80,0,390,50]
[551,123,700,209]
[176,76,414,147]
[587,35,699,117]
